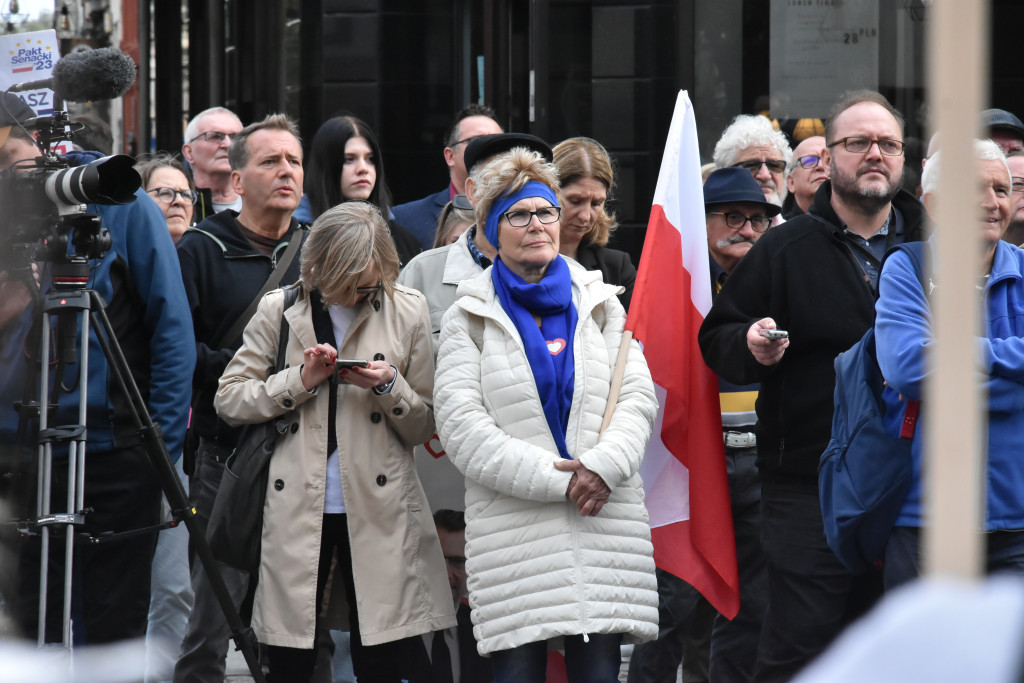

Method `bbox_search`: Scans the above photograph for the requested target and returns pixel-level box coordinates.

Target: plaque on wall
[769,0,880,119]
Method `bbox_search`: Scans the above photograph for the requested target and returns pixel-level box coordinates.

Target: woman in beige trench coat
[215,201,456,682]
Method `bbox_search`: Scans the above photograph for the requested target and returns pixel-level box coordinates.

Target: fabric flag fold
[627,90,740,619]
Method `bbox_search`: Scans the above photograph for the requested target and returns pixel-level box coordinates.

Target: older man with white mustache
[714,114,792,226]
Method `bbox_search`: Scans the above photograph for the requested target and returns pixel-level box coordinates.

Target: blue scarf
[492,256,578,459]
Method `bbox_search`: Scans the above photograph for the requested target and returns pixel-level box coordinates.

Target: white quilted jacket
[434,261,660,654]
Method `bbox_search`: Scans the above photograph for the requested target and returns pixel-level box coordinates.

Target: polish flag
[627,91,739,618]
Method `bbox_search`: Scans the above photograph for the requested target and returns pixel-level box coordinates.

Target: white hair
[184,106,242,145]
[921,138,1008,196]
[713,115,793,168]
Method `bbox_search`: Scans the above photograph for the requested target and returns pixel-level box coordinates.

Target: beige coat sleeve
[214,290,315,427]
[367,291,436,449]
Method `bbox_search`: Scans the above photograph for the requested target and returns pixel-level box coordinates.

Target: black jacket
[176,210,306,446]
[575,243,637,311]
[698,181,927,483]
[405,602,493,683]
[194,186,216,223]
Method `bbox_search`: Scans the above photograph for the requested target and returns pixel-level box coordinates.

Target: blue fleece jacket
[876,238,1024,530]
[0,151,195,460]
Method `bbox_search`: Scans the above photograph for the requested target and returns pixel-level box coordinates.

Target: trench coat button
[290,422,299,434]
[374,353,385,361]
[274,479,284,491]
[370,412,382,424]
[283,398,294,408]
[373,300,381,311]
[376,474,387,486]
[392,407,403,416]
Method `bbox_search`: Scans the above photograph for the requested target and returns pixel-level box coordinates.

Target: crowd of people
[1,84,1023,683]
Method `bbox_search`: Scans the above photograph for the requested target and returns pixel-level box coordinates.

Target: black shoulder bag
[206,285,300,573]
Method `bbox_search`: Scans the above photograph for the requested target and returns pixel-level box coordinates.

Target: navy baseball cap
[703,167,782,216]
[463,133,552,175]
[982,108,1024,140]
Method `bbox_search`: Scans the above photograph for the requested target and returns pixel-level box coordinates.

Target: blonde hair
[552,137,618,247]
[300,201,399,304]
[433,200,475,249]
[469,147,561,234]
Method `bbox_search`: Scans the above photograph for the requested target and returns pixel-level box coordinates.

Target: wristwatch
[372,364,399,395]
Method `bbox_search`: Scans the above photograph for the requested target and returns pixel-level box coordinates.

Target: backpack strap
[879,241,926,440]
[881,241,929,295]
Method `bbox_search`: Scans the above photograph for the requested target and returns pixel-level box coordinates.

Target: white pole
[923,0,989,580]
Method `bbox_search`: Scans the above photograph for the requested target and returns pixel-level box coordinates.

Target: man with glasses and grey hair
[699,90,928,682]
[783,135,829,220]
[1002,152,1024,245]
[174,113,307,683]
[182,106,244,221]
[713,114,792,213]
[393,104,503,249]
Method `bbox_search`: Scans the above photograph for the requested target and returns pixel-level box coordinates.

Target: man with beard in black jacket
[174,113,306,683]
[698,90,927,683]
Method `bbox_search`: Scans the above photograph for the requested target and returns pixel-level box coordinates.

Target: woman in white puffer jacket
[433,143,660,683]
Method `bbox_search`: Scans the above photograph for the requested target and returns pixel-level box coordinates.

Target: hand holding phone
[336,359,369,369]
[759,328,789,340]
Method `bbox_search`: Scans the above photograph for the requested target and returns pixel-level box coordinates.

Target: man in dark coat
[392,105,502,249]
[698,90,928,683]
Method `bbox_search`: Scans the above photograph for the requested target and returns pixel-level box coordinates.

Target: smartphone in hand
[759,328,789,340]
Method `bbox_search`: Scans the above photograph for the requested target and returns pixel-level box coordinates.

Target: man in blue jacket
[876,139,1024,588]
[392,104,502,249]
[0,93,195,644]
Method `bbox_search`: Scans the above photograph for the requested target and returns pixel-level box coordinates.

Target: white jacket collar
[454,257,621,323]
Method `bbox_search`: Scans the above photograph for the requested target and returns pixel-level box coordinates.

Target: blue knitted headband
[484,180,560,250]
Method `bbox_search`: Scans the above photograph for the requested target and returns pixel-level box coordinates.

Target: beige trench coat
[215,284,456,649]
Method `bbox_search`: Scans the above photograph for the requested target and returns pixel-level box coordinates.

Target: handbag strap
[216,229,304,351]
[275,285,300,373]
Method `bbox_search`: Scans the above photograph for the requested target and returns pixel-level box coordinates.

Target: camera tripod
[8,252,267,682]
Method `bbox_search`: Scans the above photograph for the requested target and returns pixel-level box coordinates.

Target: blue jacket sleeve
[875,250,932,401]
[878,248,1024,412]
[100,190,195,459]
[981,337,1024,383]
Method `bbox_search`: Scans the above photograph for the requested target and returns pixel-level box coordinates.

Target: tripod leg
[88,292,267,683]
[36,307,52,647]
[61,308,91,647]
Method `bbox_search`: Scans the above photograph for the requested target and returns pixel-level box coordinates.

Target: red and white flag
[627,90,739,618]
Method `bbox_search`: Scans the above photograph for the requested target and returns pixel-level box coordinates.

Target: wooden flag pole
[600,330,634,434]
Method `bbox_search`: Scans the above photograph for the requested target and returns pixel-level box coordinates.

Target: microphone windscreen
[52,47,137,103]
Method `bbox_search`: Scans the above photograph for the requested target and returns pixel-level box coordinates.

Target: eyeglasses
[792,154,822,171]
[733,159,787,174]
[450,134,484,149]
[827,137,905,156]
[355,283,383,298]
[188,130,235,145]
[1013,177,1024,194]
[148,187,198,205]
[706,211,770,233]
[502,206,562,228]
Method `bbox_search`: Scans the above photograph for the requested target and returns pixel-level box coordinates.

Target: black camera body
[0,111,141,272]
